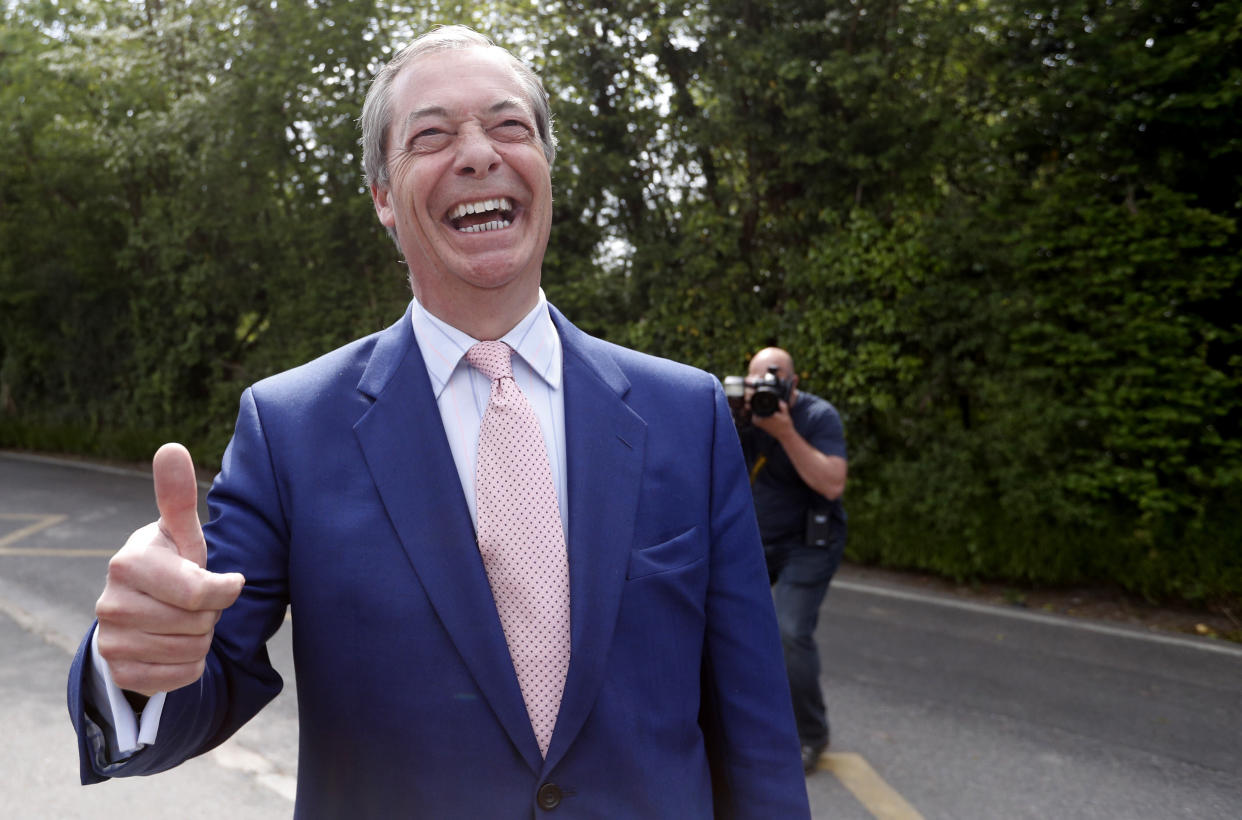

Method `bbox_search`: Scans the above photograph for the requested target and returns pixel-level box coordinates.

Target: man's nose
[455,126,501,178]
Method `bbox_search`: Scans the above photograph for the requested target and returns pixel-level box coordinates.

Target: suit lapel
[543,309,647,770]
[350,306,648,773]
[352,308,542,771]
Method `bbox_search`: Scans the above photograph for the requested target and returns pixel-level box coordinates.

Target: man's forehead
[750,352,791,373]
[392,59,529,133]
[394,47,528,109]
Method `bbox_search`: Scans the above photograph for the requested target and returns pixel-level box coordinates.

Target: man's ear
[370,182,396,228]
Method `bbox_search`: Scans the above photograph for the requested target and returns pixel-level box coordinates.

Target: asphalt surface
[0,602,293,819]
[2,450,1240,819]
[814,580,1242,818]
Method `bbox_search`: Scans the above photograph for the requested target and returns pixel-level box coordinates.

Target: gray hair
[359,25,557,191]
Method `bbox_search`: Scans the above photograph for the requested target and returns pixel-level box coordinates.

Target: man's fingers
[97,443,241,697]
[152,443,207,566]
[96,585,220,634]
[96,626,215,666]
[158,562,246,612]
[95,559,245,695]
[107,539,245,612]
[106,658,208,697]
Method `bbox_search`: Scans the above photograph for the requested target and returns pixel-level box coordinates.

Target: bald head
[748,347,795,381]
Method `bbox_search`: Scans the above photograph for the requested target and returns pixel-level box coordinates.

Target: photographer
[732,347,848,774]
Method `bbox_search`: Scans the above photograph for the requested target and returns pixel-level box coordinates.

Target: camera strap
[748,455,767,485]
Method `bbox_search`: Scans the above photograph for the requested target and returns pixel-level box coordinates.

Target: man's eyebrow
[488,98,527,116]
[400,98,529,133]
[400,105,448,135]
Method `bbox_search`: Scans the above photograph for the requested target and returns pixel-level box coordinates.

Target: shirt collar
[410,289,562,398]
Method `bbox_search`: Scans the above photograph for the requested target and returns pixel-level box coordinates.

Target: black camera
[723,366,793,424]
[749,366,792,417]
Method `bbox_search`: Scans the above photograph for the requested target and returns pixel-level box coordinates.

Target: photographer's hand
[751,400,796,440]
[753,401,847,500]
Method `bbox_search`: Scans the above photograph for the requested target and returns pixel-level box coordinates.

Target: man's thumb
[153,442,207,567]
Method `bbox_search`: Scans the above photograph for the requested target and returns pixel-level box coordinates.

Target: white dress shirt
[90,291,567,757]
[412,290,567,534]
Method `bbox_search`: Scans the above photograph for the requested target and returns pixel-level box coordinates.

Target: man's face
[747,351,792,388]
[370,46,552,318]
[745,349,797,413]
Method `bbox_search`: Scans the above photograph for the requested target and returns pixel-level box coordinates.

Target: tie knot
[466,341,514,382]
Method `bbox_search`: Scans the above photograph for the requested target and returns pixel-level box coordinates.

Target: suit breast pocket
[626,526,705,580]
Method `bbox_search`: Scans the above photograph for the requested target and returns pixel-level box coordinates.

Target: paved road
[2,451,1240,818]
[814,581,1242,818]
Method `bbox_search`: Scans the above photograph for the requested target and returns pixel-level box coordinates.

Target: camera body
[749,366,793,417]
[723,366,793,426]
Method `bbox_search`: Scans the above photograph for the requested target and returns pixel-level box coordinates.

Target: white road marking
[834,579,1242,658]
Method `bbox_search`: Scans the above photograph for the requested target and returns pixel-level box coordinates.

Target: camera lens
[750,390,780,417]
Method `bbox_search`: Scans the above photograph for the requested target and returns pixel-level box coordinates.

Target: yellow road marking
[0,513,68,549]
[0,513,112,555]
[0,547,115,556]
[821,752,925,820]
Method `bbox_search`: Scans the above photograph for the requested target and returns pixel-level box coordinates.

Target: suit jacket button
[537,783,563,810]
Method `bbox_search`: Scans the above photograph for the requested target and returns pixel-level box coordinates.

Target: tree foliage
[2,0,1238,607]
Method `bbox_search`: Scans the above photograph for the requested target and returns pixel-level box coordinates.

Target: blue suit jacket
[69,305,809,818]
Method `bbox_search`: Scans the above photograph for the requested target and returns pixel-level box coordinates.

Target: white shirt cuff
[89,628,166,754]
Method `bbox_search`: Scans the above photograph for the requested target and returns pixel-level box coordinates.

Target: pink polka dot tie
[467,341,570,758]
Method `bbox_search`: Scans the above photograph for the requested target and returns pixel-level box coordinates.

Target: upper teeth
[450,198,512,220]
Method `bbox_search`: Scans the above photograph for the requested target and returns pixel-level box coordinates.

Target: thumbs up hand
[95,443,245,696]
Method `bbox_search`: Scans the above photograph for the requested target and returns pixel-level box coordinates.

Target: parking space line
[0,513,68,549]
[0,547,115,556]
[820,752,924,820]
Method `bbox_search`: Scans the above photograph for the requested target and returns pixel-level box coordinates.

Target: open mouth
[448,197,515,234]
